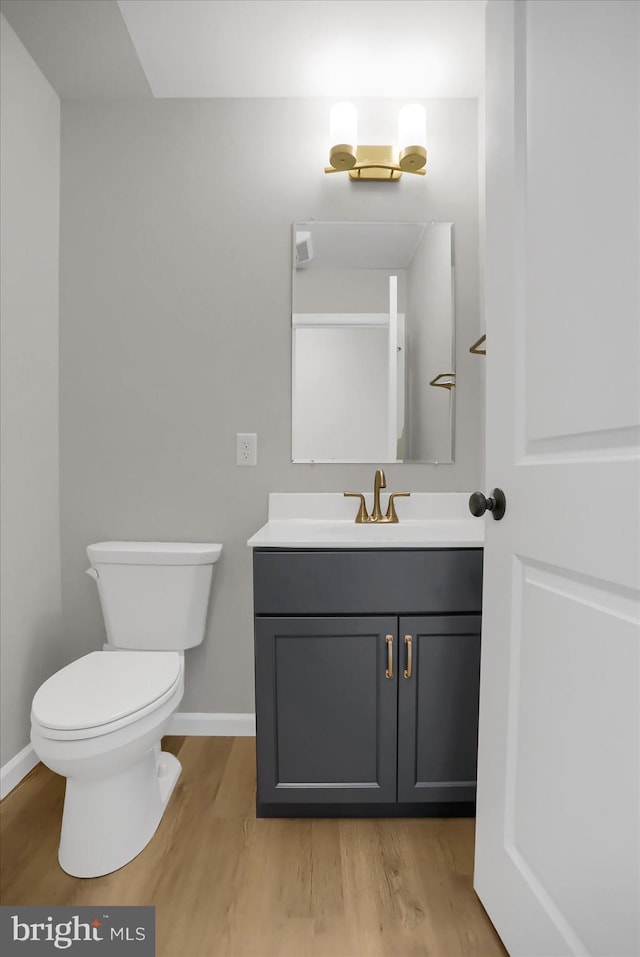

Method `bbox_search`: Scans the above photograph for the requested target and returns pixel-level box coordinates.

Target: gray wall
[60,97,484,715]
[0,16,62,765]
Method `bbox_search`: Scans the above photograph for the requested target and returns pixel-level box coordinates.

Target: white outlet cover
[236,433,257,466]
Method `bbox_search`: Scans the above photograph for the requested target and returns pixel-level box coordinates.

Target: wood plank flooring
[0,737,507,957]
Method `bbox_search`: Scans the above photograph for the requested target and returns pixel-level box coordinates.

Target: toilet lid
[32,651,182,731]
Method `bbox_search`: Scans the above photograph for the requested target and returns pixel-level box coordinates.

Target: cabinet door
[397,615,481,804]
[255,616,398,804]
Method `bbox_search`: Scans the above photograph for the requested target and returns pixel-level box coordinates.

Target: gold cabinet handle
[385,635,393,678]
[404,635,413,679]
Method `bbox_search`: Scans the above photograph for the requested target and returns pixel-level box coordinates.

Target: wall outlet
[236,433,257,466]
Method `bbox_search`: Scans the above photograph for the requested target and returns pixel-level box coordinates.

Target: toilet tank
[86,542,222,651]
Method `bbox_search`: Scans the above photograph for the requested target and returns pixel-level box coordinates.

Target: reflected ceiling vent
[295,232,313,268]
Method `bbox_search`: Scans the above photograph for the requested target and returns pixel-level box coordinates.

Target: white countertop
[247,493,484,549]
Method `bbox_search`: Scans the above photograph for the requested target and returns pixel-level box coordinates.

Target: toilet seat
[31,651,182,741]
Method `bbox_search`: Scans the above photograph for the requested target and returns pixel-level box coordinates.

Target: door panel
[397,615,481,803]
[523,2,639,445]
[506,560,639,955]
[476,2,639,954]
[255,616,398,803]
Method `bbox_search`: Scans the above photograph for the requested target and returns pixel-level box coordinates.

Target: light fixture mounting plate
[349,146,402,181]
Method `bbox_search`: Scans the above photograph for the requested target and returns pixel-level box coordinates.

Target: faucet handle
[385,492,410,524]
[344,492,370,524]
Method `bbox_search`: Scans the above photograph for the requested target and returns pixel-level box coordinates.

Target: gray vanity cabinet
[253,548,483,817]
[397,615,481,804]
[254,616,398,804]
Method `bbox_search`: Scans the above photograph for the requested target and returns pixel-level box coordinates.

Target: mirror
[291,221,455,463]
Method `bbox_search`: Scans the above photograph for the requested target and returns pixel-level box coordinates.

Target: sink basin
[247,493,484,549]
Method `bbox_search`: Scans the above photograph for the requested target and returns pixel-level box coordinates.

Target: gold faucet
[371,467,386,522]
[344,469,410,524]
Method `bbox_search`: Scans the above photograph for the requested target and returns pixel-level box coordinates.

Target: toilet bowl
[31,650,184,878]
[30,542,221,878]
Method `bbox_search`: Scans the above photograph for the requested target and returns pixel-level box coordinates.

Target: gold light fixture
[325,103,427,181]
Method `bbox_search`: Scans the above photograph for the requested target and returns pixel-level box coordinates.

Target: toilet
[30,541,222,878]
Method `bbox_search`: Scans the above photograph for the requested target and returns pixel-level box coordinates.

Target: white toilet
[30,541,222,878]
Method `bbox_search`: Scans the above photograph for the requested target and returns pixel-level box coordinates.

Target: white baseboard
[166,712,256,736]
[1,743,39,800]
[0,714,255,800]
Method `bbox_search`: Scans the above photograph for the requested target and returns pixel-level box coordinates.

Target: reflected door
[291,306,405,463]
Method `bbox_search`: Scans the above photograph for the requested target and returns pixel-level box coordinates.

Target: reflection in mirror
[291,222,454,463]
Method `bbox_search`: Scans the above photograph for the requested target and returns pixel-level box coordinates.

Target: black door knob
[469,488,506,521]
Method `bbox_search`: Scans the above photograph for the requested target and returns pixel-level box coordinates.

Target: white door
[474,2,640,955]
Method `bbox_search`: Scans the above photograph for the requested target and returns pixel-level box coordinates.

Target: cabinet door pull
[385,635,394,678]
[404,635,413,679]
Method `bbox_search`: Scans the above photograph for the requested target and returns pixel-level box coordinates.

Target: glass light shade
[398,104,427,172]
[330,102,357,149]
[398,104,426,150]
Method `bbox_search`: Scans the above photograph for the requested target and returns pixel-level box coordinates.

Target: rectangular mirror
[291,221,455,463]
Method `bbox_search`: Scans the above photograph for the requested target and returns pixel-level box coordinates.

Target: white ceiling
[1,0,485,100]
[118,0,486,99]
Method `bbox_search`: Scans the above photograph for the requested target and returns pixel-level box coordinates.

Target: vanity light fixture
[325,103,427,181]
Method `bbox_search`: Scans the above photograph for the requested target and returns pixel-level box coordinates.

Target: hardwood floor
[0,737,506,957]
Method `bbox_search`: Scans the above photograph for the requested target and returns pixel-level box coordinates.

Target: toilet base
[58,748,181,878]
